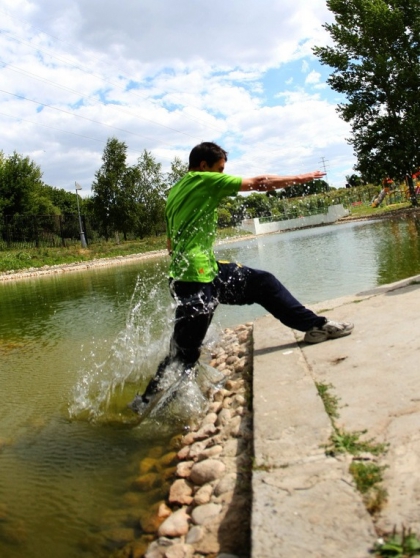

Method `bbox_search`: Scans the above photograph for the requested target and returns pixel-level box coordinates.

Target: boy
[131,142,353,410]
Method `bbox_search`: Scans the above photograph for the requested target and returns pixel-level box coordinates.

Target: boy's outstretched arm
[240,171,326,192]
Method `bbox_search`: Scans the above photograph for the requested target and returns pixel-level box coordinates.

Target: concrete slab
[251,274,420,556]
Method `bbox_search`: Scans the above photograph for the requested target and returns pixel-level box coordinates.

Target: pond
[1,216,420,557]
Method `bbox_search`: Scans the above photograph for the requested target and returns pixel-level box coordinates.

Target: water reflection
[1,217,420,557]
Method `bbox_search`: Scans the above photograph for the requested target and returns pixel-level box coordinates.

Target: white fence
[240,204,349,235]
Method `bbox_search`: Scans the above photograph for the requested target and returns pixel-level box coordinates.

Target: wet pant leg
[215,262,325,332]
[142,280,216,398]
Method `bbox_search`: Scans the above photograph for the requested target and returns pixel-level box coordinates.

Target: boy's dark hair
[188,142,228,170]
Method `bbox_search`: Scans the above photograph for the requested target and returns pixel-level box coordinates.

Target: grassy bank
[0,228,251,273]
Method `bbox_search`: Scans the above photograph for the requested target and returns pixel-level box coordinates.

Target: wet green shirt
[166,172,242,282]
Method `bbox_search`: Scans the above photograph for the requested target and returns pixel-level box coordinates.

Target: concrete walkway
[251,274,420,557]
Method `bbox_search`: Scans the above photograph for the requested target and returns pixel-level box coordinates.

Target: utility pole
[319,157,329,184]
[75,182,88,248]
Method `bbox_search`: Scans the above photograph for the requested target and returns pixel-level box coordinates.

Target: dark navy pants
[143,262,326,397]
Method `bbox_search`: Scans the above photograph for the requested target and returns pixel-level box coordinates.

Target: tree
[91,137,132,239]
[0,151,45,216]
[277,179,330,199]
[314,0,420,205]
[166,157,188,188]
[132,150,168,237]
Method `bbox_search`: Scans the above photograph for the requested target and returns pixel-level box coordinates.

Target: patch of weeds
[350,461,388,515]
[325,428,388,457]
[252,459,273,472]
[374,526,420,557]
[315,382,340,420]
[315,381,388,517]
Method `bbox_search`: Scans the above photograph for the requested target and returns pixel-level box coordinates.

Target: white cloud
[305,70,321,85]
[0,0,355,192]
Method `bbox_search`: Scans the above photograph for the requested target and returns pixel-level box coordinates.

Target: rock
[189,459,226,485]
[158,502,172,519]
[144,541,166,558]
[162,466,177,481]
[132,472,161,491]
[225,379,244,391]
[159,451,178,468]
[181,432,195,446]
[139,457,159,475]
[191,502,222,525]
[193,423,218,440]
[185,525,204,544]
[216,408,232,427]
[164,543,195,558]
[201,412,218,426]
[221,415,241,437]
[148,446,165,458]
[214,473,238,497]
[158,508,190,538]
[213,389,229,402]
[168,479,194,505]
[197,444,223,461]
[188,441,207,459]
[104,527,135,546]
[176,461,194,478]
[177,446,190,460]
[140,512,166,534]
[208,401,223,413]
[193,484,213,505]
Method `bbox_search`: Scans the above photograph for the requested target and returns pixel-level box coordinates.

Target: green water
[1,217,420,557]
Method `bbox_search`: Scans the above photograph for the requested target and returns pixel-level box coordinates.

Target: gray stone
[190,459,226,485]
[191,503,223,525]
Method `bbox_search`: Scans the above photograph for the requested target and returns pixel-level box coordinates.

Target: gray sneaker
[304,320,354,344]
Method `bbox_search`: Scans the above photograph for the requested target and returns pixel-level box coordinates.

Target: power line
[0,11,226,134]
[319,156,329,182]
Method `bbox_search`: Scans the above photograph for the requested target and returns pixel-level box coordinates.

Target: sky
[0,0,357,196]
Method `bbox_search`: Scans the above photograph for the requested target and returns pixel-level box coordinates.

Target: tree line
[0,137,333,245]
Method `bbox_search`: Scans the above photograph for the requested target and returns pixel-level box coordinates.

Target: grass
[315,382,340,420]
[315,382,388,517]
[326,428,388,457]
[0,227,251,273]
[375,526,420,557]
[347,200,411,219]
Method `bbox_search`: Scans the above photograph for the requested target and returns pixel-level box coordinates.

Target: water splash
[68,275,174,421]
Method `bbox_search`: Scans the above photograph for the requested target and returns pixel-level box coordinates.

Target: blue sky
[0,0,356,194]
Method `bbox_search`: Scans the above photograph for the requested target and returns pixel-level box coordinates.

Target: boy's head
[189,142,228,172]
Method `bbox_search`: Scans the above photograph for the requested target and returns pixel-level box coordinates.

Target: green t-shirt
[166,171,242,282]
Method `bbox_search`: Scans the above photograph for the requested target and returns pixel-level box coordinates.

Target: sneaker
[304,320,354,344]
[127,393,150,414]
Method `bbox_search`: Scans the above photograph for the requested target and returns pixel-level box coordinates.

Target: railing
[0,214,89,250]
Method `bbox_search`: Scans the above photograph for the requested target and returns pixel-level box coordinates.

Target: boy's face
[199,158,225,173]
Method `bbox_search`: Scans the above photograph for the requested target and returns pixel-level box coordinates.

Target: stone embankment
[139,323,254,558]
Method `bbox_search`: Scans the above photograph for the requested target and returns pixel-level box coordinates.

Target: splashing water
[68,275,175,422]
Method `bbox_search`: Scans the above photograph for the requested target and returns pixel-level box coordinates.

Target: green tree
[314,0,420,205]
[0,151,45,216]
[277,179,330,199]
[242,193,272,218]
[91,137,131,239]
[166,157,188,188]
[42,185,79,214]
[133,150,167,237]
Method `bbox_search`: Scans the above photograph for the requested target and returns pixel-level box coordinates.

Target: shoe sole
[304,327,353,343]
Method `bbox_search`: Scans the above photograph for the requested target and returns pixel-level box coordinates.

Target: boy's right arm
[240,171,326,192]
